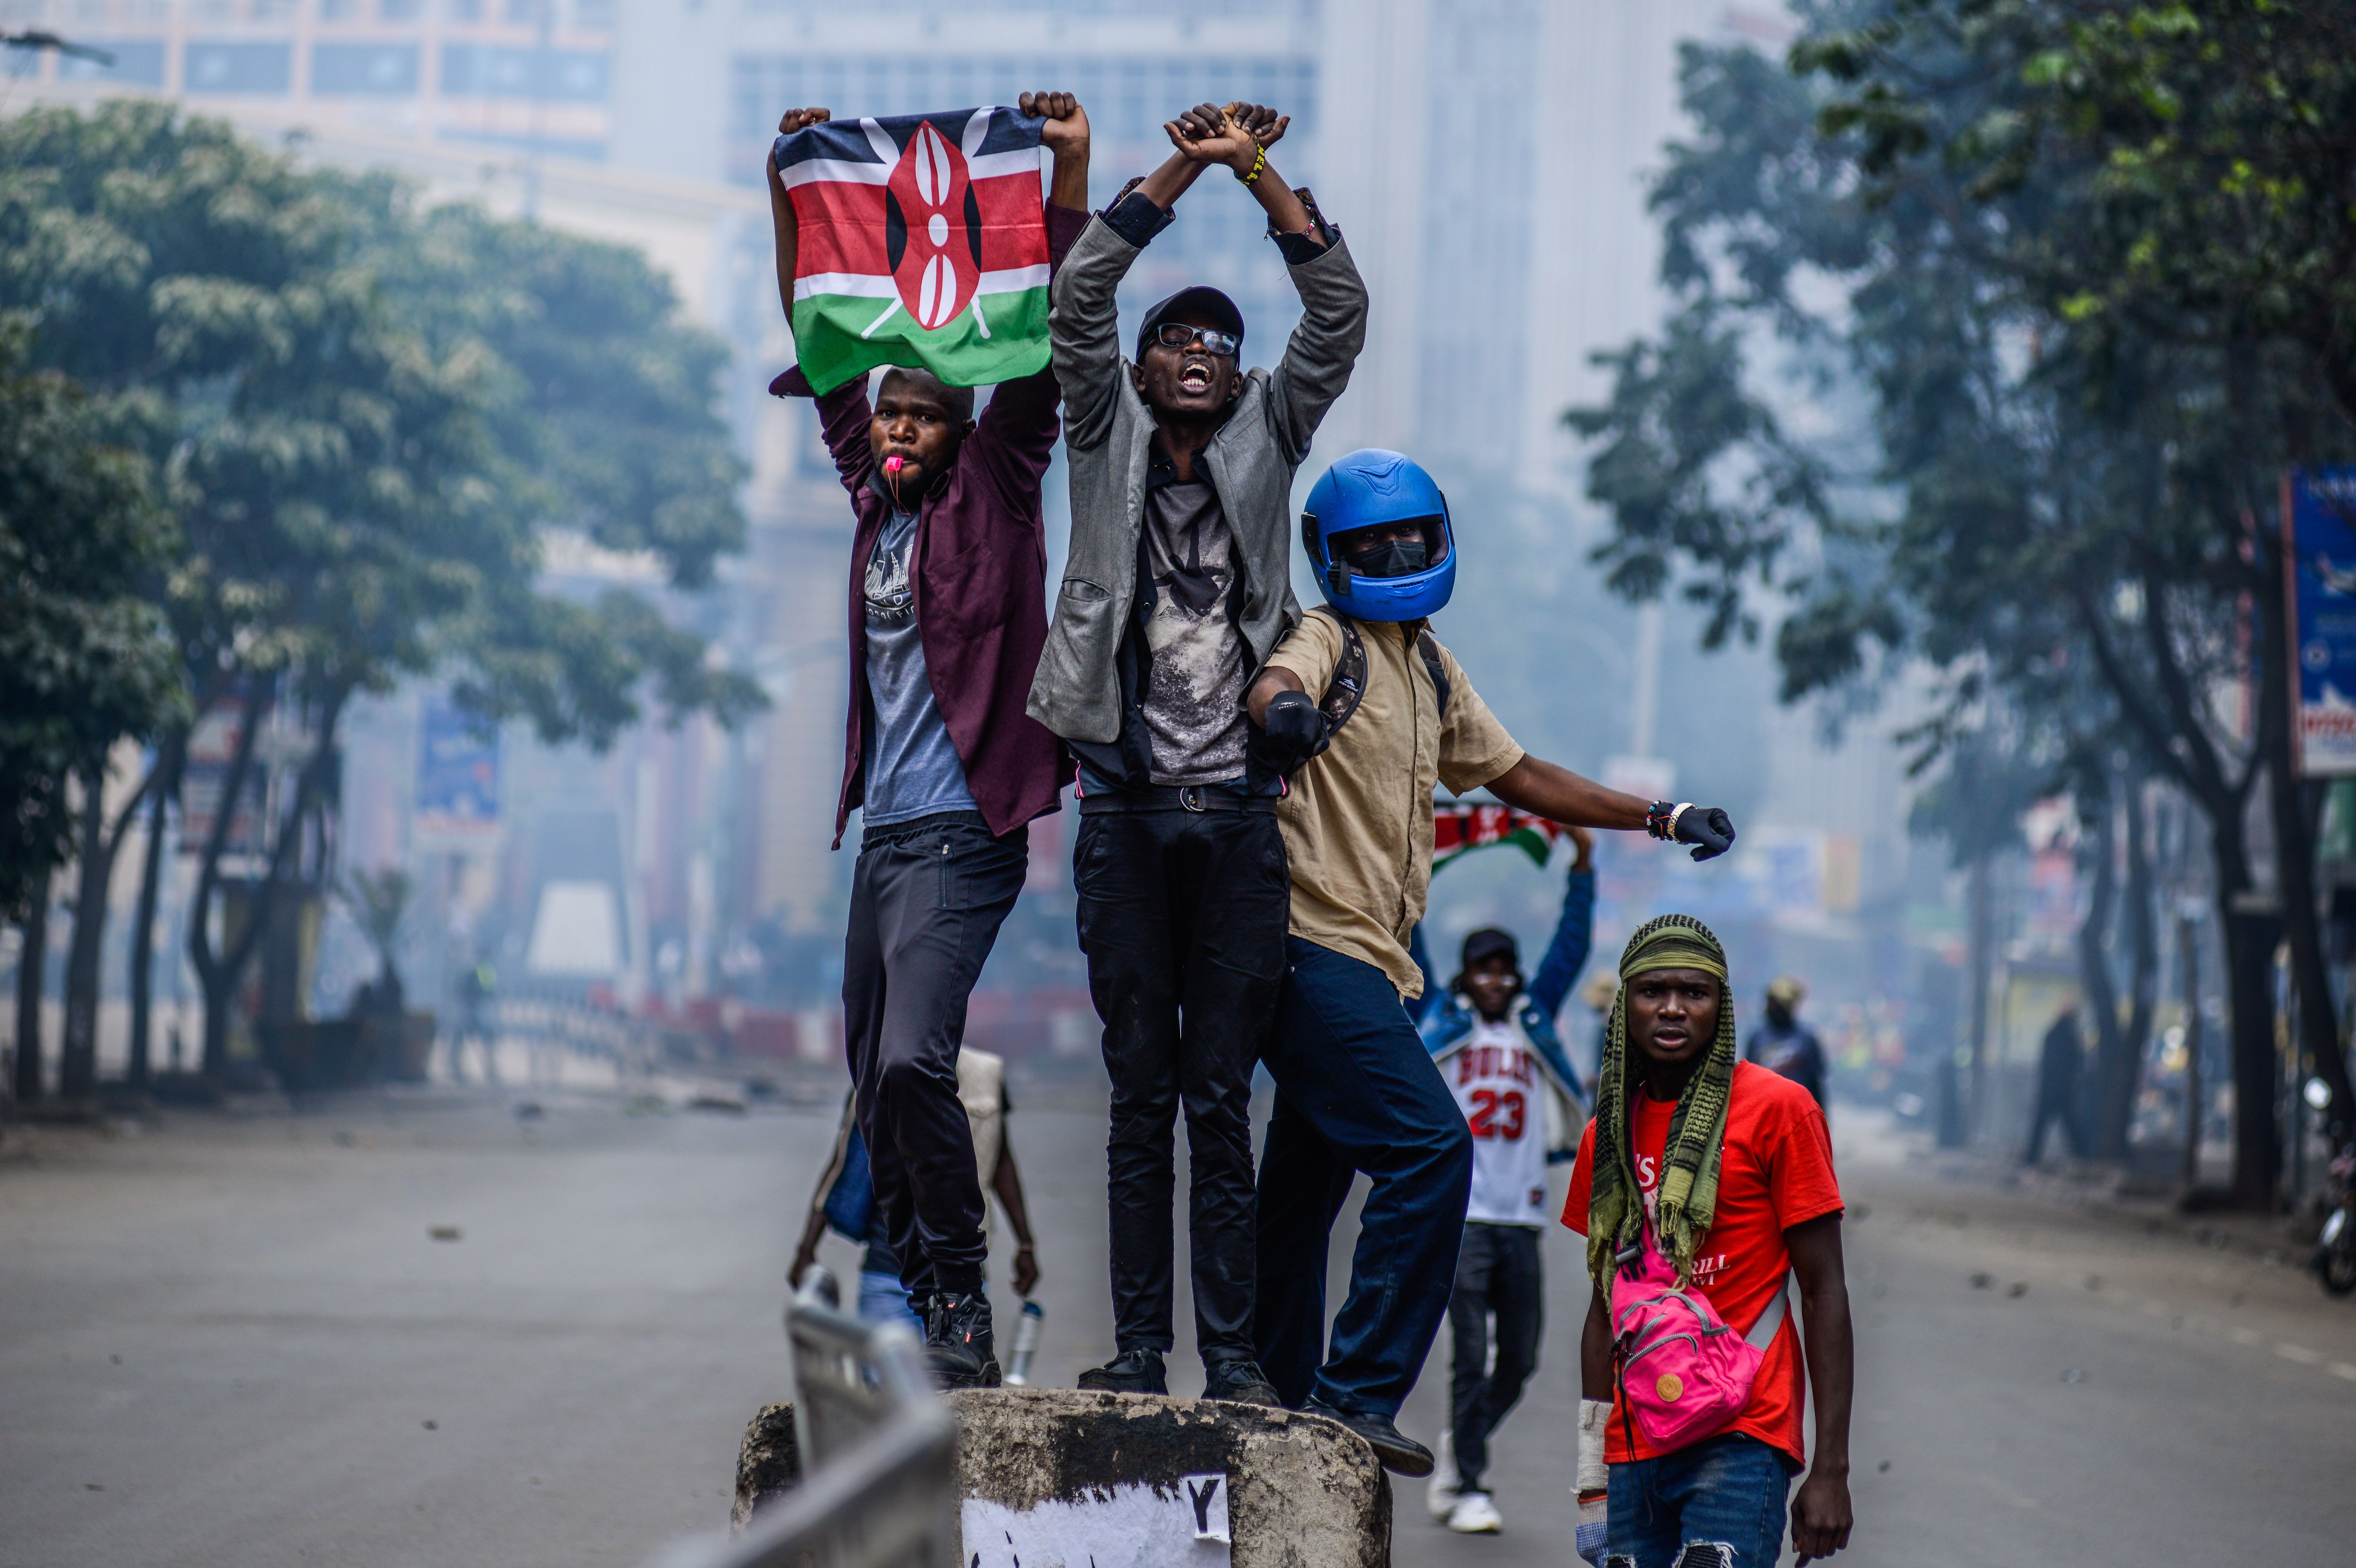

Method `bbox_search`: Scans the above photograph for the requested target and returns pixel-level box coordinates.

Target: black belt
[1079,785,1279,816]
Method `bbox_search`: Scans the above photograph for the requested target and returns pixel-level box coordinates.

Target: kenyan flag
[774,106,1051,395]
[1433,803,1563,873]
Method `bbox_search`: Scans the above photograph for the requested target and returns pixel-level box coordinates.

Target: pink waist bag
[1608,1230,1790,1453]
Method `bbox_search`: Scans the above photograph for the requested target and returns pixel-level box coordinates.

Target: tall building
[14,0,621,158]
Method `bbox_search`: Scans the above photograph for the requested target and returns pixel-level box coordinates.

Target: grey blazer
[1025,215,1370,746]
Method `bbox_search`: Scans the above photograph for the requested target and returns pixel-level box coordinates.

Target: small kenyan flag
[1433,802,1563,874]
[774,106,1051,395]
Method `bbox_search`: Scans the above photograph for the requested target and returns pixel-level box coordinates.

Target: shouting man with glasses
[1029,101,1368,1403]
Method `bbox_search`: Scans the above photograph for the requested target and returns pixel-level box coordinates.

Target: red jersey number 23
[1468,1088,1526,1140]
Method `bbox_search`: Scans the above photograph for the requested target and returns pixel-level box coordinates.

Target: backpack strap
[1744,1272,1797,1351]
[1415,629,1450,718]
[1307,606,1368,735]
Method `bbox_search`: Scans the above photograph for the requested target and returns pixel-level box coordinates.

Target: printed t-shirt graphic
[1138,482,1247,784]
[1446,1017,1552,1225]
[1561,1060,1841,1465]
[773,105,1052,393]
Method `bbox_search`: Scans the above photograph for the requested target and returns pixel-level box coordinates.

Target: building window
[183,39,292,94]
[313,41,419,94]
[440,42,608,101]
[573,0,611,27]
[58,38,168,86]
[380,0,422,17]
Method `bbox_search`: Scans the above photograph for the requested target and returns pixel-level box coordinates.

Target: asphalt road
[4,1073,2353,1567]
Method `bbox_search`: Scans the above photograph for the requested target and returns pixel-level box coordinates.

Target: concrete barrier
[736,1389,1389,1568]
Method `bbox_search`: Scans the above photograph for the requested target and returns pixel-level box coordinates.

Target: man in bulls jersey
[1029,100,1363,1406]
[1411,833,1596,1534]
[763,92,1090,1388]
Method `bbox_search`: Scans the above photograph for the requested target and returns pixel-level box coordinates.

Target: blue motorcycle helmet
[1301,449,1456,622]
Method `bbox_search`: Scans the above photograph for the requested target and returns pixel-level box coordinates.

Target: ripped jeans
[1606,1433,1795,1568]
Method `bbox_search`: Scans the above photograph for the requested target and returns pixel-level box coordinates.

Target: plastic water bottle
[1004,1299,1045,1386]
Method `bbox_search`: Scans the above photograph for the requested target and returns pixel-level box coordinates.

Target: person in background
[1410,830,1595,1534]
[764,93,1087,1387]
[2021,1001,2088,1166]
[1746,974,1829,1113]
[1567,916,1853,1567]
[792,1048,1041,1327]
[1029,100,1360,1406]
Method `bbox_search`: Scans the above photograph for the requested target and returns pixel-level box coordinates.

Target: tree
[0,103,762,1088]
[1566,8,2356,1203]
[0,320,180,1100]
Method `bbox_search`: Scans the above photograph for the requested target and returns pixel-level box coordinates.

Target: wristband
[1234,144,1267,185]
[1645,800,1676,840]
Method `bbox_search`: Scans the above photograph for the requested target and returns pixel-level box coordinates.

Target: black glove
[1675,805,1737,862]
[1256,688,1329,774]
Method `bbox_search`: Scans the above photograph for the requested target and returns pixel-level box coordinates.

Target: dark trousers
[843,810,1026,1299]
[1255,937,1474,1418]
[1448,1221,1543,1490]
[1074,805,1287,1363]
[2022,1088,2088,1164]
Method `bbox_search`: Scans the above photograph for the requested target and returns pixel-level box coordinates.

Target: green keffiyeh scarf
[1584,913,1739,1290]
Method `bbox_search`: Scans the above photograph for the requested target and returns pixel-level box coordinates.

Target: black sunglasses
[1151,322,1240,356]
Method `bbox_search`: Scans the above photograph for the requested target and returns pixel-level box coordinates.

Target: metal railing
[649,1272,958,1568]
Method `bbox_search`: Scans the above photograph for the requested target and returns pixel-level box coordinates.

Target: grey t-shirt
[1138,479,1250,785]
[860,507,978,825]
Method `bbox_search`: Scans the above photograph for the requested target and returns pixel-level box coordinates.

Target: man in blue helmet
[1242,447,1738,1475]
[1028,102,1364,1404]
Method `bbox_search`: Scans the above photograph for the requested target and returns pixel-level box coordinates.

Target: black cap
[1136,285,1245,360]
[1460,928,1520,972]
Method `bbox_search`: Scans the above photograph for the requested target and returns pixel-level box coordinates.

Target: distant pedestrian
[2022,1004,2088,1166]
[1745,975,1828,1112]
[1568,915,1854,1567]
[1410,831,1594,1534]
[793,1049,1040,1328]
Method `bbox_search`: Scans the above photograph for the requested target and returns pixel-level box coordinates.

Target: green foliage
[0,321,181,920]
[0,100,762,758]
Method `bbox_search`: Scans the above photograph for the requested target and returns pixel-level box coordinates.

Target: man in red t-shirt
[1562,914,1854,1567]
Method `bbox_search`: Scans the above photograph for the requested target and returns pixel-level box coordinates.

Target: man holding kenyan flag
[763,90,1089,1388]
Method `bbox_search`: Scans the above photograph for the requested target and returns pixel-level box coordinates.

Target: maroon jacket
[772,203,1084,848]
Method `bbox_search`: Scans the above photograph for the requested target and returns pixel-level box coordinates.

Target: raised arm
[765,106,878,497]
[1526,829,1597,1019]
[967,92,1092,505]
[1487,756,1738,860]
[1157,105,1365,461]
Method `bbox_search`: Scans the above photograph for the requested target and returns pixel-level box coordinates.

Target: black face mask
[1345,537,1429,579]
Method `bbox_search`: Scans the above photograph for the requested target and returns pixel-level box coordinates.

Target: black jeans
[1448,1221,1543,1490]
[844,810,1027,1298]
[1074,802,1287,1363]
[1255,937,1473,1417]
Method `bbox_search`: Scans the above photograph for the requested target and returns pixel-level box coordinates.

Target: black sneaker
[1201,1358,1282,1406]
[1301,1397,1435,1476]
[923,1291,1000,1389]
[1075,1347,1168,1395]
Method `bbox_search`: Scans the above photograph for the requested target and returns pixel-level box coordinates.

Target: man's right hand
[1257,688,1328,773]
[789,1248,818,1289]
[1164,102,1261,175]
[776,107,831,138]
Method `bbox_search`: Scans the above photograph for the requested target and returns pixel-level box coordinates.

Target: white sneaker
[1425,1432,1460,1521]
[1448,1492,1503,1534]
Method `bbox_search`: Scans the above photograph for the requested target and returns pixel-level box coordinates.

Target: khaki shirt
[1265,614,1525,998]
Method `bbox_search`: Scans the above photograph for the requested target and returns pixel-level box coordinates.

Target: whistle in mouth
[883,454,906,475]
